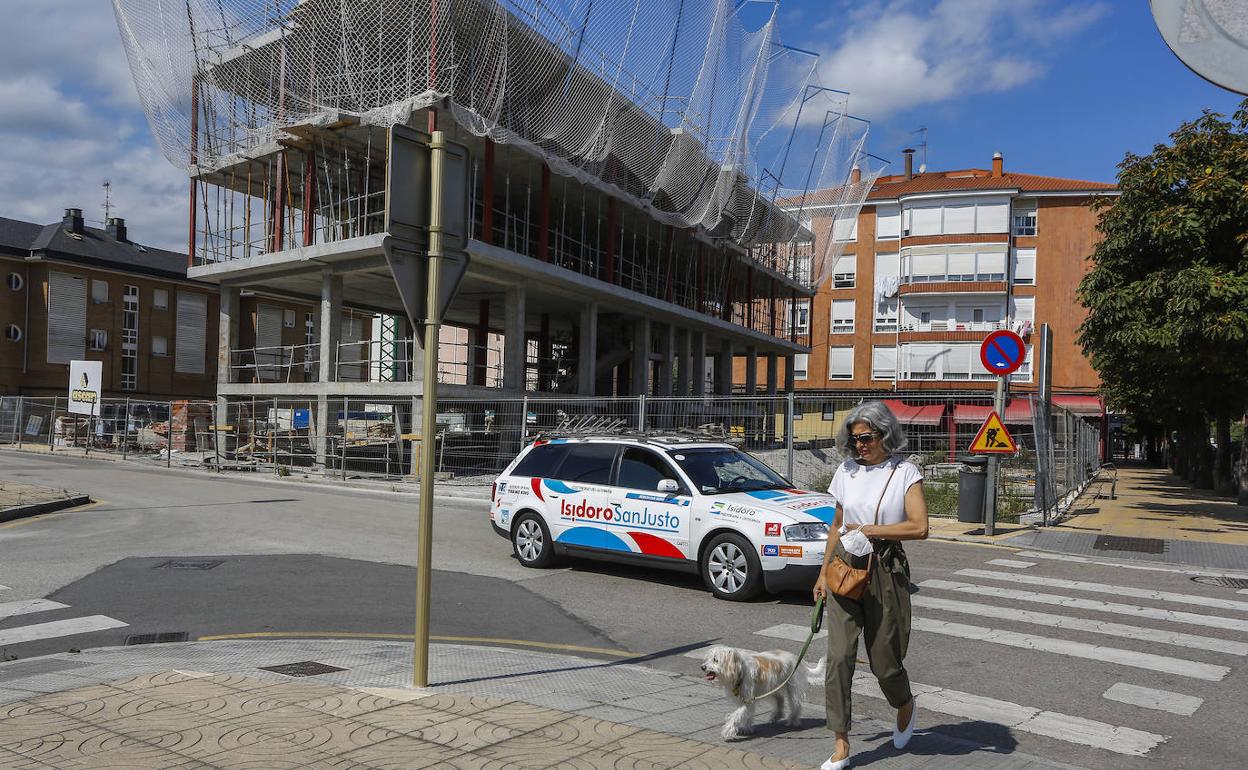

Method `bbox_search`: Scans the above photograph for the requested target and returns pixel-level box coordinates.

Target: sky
[0,0,1243,252]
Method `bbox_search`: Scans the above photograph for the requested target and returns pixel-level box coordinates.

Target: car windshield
[668,447,790,495]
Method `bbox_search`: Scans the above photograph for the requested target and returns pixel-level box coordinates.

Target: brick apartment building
[775,151,1116,423]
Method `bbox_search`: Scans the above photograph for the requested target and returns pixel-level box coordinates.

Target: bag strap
[865,460,901,572]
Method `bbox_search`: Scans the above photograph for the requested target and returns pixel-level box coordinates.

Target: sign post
[976,330,1025,536]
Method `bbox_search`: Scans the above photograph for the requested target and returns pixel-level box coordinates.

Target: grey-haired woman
[812,400,929,769]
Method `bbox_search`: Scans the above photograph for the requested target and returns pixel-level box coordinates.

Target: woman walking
[812,401,929,769]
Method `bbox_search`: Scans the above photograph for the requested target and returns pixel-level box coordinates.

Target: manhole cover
[259,661,347,678]
[1192,576,1248,590]
[155,560,224,570]
[1092,535,1166,554]
[126,632,189,645]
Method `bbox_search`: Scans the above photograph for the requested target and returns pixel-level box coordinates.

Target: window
[1010,296,1035,324]
[908,205,942,236]
[832,210,858,242]
[831,299,855,334]
[904,343,943,380]
[175,292,207,374]
[919,311,931,324]
[1012,247,1037,285]
[6,272,21,291]
[1013,202,1037,236]
[874,299,899,332]
[283,309,296,328]
[876,205,900,239]
[152,289,169,310]
[976,251,1007,281]
[947,251,976,282]
[943,204,976,234]
[89,329,107,350]
[871,346,896,380]
[91,280,109,304]
[832,255,856,288]
[552,443,617,484]
[875,251,900,278]
[512,444,572,477]
[793,253,812,284]
[792,353,808,381]
[671,448,787,495]
[5,324,20,342]
[618,447,679,491]
[121,285,138,390]
[976,201,1010,233]
[829,347,854,380]
[909,251,946,282]
[793,299,810,335]
[47,271,86,363]
[152,335,168,356]
[1010,345,1035,383]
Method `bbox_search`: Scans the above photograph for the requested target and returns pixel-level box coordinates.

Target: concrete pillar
[631,316,652,396]
[503,285,526,391]
[470,299,489,387]
[675,328,692,396]
[315,269,342,467]
[216,285,240,434]
[714,339,734,395]
[691,331,707,397]
[744,345,758,395]
[783,354,795,394]
[766,353,778,395]
[577,302,598,396]
[765,353,779,442]
[658,324,675,397]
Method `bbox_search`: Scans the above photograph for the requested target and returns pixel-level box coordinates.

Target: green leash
[743,596,824,704]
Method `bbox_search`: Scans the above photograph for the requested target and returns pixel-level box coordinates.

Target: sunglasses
[849,432,878,445]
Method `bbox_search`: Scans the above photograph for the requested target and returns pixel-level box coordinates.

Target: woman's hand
[813,568,829,602]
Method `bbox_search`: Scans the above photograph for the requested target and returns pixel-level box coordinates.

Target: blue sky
[0,0,1243,251]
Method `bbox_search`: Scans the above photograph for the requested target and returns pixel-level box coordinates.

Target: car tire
[701,532,763,601]
[512,513,556,568]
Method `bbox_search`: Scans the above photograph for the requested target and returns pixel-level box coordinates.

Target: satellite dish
[1152,0,1248,95]
[918,163,927,174]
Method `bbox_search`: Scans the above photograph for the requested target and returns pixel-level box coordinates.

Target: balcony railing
[900,321,1008,333]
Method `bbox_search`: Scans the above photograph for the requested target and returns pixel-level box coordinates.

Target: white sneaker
[820,757,850,770]
[893,697,917,750]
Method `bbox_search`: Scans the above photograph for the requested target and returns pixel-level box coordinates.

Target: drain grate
[155,559,224,570]
[126,632,189,645]
[1092,535,1166,554]
[1192,576,1248,590]
[258,661,347,677]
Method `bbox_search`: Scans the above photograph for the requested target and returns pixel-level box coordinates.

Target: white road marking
[850,671,1166,756]
[1102,683,1203,716]
[956,569,1248,612]
[911,617,1229,681]
[0,599,70,622]
[910,595,1248,656]
[0,615,128,646]
[756,623,826,643]
[1016,551,1248,580]
[986,559,1036,569]
[922,579,1248,632]
[0,584,10,591]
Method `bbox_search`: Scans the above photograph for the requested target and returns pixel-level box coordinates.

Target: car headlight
[783,522,829,541]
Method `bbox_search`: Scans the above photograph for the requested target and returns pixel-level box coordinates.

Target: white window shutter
[872,346,896,379]
[47,271,86,364]
[175,292,207,374]
[976,201,1010,233]
[1012,248,1037,283]
[876,205,901,238]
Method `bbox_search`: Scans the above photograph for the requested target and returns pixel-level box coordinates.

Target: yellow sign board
[969,411,1017,454]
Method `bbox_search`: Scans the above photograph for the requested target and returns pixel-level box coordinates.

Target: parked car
[489,435,835,600]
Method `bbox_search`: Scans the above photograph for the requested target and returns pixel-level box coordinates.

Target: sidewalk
[0,640,1083,769]
[0,477,90,524]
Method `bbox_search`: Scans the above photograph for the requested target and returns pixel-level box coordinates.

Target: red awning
[953,401,1034,424]
[881,400,946,426]
[1053,395,1105,417]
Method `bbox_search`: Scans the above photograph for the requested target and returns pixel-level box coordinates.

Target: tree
[1079,102,1248,501]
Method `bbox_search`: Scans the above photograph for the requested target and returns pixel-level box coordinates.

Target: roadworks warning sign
[969,411,1017,454]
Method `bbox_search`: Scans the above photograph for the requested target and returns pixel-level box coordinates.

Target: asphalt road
[2,450,1246,769]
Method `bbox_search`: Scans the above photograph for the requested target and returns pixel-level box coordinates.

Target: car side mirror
[656,479,680,494]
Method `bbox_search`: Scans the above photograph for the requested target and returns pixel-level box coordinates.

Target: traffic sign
[969,411,1017,454]
[980,330,1026,376]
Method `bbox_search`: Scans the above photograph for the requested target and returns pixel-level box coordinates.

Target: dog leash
[744,596,824,704]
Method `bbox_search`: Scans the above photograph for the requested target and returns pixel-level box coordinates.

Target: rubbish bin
[957,456,989,523]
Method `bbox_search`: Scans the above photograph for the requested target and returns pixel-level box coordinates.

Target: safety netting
[111,0,883,285]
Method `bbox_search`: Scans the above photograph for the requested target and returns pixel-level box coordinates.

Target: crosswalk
[684,550,1248,760]
[0,587,128,649]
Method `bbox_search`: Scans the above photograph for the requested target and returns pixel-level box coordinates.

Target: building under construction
[111,0,881,469]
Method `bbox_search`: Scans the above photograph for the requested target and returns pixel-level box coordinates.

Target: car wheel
[512,513,556,568]
[701,533,762,601]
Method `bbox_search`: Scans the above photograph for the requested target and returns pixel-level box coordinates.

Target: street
[2,451,1246,769]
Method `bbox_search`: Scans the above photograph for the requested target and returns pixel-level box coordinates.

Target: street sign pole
[983,373,1007,536]
[413,130,445,689]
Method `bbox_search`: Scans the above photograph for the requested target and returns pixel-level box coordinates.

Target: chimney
[850,164,862,185]
[62,208,84,235]
[992,151,1003,178]
[902,148,915,180]
[106,217,128,242]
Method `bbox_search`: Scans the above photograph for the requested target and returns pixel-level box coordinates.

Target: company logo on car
[762,544,779,557]
[765,522,781,537]
[558,498,680,532]
[778,545,803,558]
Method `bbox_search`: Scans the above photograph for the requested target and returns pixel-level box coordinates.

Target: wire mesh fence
[0,392,1101,522]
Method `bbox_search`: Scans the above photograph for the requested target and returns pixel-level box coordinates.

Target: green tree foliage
[1079,102,1248,496]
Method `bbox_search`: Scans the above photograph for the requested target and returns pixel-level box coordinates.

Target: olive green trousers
[823,541,913,732]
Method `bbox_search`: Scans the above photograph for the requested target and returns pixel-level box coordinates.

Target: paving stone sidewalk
[0,639,1086,769]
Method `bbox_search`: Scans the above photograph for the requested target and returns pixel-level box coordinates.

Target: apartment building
[786,151,1115,420]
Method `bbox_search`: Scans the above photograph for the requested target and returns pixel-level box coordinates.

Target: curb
[0,493,92,524]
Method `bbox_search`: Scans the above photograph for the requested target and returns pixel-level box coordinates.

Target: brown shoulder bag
[823,461,899,600]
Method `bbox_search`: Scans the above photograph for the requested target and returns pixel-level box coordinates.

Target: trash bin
[957,456,989,523]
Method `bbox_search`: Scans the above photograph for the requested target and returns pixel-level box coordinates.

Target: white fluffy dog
[699,645,804,739]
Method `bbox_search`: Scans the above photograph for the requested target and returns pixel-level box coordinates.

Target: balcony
[901,321,1008,333]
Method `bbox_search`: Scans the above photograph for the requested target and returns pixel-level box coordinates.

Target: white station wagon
[489,436,835,600]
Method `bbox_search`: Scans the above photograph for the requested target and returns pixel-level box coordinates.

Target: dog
[699,645,805,739]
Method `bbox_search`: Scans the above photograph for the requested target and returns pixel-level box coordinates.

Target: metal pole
[15,396,23,449]
[983,375,1007,536]
[122,398,130,461]
[167,401,172,468]
[414,129,446,688]
[274,397,280,475]
[214,401,221,473]
[785,391,795,481]
[1034,323,1053,525]
[50,397,57,452]
[638,394,646,431]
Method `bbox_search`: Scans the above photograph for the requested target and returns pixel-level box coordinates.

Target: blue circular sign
[979,330,1026,376]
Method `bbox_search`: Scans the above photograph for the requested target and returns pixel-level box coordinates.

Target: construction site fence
[0,393,1101,522]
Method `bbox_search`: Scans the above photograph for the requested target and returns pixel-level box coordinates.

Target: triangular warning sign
[969,411,1017,454]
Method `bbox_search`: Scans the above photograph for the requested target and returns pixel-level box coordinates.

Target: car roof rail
[526,419,741,446]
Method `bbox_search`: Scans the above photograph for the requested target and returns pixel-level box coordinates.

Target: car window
[671,448,788,495]
[551,443,617,484]
[617,447,679,491]
[511,444,570,477]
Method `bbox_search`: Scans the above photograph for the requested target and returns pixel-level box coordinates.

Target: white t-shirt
[826,457,923,528]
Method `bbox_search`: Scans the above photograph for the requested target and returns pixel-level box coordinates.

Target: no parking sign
[979,330,1026,376]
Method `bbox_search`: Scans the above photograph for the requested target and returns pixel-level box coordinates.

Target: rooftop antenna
[910,127,928,171]
[102,179,114,221]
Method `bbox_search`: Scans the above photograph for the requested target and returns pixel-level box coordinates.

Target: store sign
[68,360,102,416]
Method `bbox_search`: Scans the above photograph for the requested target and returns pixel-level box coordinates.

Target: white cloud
[809,0,1109,120]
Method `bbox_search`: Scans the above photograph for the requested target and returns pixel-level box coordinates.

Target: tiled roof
[0,217,44,255]
[27,221,188,279]
[866,169,1116,200]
